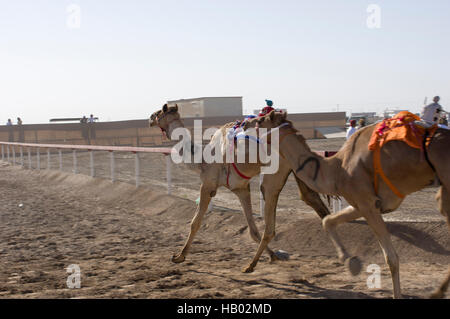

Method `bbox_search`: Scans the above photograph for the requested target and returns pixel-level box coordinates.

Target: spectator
[346,120,357,140]
[80,116,87,124]
[6,119,13,142]
[358,118,366,129]
[17,117,24,142]
[88,114,96,141]
[421,96,444,125]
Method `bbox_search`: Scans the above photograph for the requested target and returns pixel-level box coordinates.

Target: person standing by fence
[17,117,24,142]
[6,119,13,142]
[88,114,96,141]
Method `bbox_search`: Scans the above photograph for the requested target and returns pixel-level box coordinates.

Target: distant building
[167,97,242,118]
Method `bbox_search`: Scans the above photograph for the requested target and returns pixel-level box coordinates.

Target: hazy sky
[1,0,449,123]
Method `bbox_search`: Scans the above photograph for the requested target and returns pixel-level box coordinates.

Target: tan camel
[244,110,449,299]
[149,104,330,265]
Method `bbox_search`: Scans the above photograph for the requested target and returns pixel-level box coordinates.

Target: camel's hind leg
[172,184,214,263]
[233,186,279,262]
[430,186,450,298]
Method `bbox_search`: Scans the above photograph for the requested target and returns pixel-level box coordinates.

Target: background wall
[0,112,345,146]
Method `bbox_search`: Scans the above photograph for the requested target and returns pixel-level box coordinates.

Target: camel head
[255,110,288,129]
[149,104,182,137]
[250,110,310,153]
[149,110,162,127]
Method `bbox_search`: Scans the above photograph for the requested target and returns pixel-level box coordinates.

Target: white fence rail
[0,141,340,215]
[0,141,174,195]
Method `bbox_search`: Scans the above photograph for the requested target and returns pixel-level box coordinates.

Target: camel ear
[174,104,178,112]
[162,104,168,113]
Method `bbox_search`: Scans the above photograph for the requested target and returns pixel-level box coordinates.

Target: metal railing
[0,141,174,195]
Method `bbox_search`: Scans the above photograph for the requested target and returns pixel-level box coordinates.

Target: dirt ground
[0,137,448,299]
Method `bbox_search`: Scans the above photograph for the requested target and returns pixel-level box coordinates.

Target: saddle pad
[368,111,437,151]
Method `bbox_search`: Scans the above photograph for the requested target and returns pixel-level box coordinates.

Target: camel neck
[284,138,342,195]
[165,120,185,140]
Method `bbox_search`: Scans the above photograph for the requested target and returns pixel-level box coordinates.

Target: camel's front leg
[172,184,214,263]
[232,186,279,262]
[431,187,450,298]
[322,205,363,275]
[242,172,286,273]
[242,197,277,273]
[294,175,330,219]
[363,208,402,299]
[431,268,450,299]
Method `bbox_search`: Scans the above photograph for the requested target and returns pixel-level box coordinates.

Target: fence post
[36,147,41,170]
[7,145,10,162]
[166,155,172,195]
[47,149,51,170]
[135,152,140,187]
[73,150,77,174]
[90,150,95,177]
[1,144,4,161]
[28,148,31,169]
[259,173,265,218]
[20,147,23,167]
[59,149,63,171]
[110,151,115,182]
[12,147,15,165]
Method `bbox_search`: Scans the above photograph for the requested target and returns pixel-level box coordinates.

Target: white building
[167,97,242,118]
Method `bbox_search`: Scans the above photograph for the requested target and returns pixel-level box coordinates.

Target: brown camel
[244,110,449,299]
[149,104,330,266]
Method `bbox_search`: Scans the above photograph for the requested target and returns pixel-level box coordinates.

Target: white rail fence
[0,141,174,195]
[0,141,341,216]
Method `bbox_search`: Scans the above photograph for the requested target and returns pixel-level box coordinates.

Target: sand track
[0,163,448,299]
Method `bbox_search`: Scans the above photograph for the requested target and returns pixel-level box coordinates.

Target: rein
[226,122,296,188]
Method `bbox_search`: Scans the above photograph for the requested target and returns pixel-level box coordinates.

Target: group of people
[80,114,96,124]
[6,117,22,126]
[346,95,447,140]
[346,118,366,140]
[5,117,24,142]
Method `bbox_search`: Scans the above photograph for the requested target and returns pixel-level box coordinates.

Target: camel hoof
[273,250,290,261]
[171,254,186,264]
[346,256,362,276]
[429,290,444,299]
[242,265,255,273]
